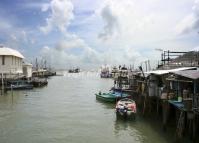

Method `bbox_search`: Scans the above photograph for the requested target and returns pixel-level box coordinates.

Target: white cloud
[175,0,199,34]
[91,0,197,68]
[40,0,74,34]
[55,38,86,51]
[37,0,197,69]
[40,36,103,69]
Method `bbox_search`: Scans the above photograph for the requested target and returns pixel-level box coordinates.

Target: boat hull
[100,74,112,78]
[95,94,116,102]
[95,92,131,103]
[116,110,136,120]
[111,87,133,94]
[6,85,33,90]
[5,80,33,90]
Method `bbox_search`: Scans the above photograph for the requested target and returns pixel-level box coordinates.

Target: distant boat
[110,66,119,79]
[68,68,80,73]
[115,98,136,119]
[6,80,33,90]
[32,77,48,87]
[95,91,131,103]
[100,72,111,78]
[100,67,111,78]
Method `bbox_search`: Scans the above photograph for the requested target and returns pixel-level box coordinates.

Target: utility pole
[36,58,38,71]
[145,61,148,72]
[148,60,151,71]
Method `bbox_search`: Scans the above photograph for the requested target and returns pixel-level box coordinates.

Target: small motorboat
[115,98,136,119]
[95,91,131,103]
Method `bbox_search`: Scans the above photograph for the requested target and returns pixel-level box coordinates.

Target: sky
[0,0,199,69]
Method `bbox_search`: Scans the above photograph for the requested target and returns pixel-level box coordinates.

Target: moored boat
[68,68,80,73]
[95,91,131,103]
[100,66,111,78]
[5,80,33,90]
[32,77,48,87]
[115,98,136,119]
[110,66,119,79]
[111,87,133,94]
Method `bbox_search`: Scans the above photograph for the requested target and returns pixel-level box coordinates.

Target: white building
[23,63,32,78]
[0,46,24,78]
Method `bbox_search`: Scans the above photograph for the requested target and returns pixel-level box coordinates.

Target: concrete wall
[23,65,32,78]
[0,55,23,74]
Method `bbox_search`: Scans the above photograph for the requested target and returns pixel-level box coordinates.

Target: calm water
[0,72,173,143]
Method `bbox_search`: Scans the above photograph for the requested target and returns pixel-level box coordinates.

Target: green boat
[95,91,131,103]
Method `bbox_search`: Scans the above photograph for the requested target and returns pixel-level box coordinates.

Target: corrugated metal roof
[171,70,199,80]
[145,67,197,75]
[0,47,24,58]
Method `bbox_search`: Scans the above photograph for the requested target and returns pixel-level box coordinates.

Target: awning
[171,70,199,80]
[145,67,197,76]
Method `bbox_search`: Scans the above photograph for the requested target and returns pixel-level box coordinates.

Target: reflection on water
[114,119,144,143]
[95,99,115,109]
[0,73,174,143]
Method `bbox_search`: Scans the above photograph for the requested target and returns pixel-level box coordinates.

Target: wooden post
[192,114,196,142]
[143,93,147,115]
[1,73,4,95]
[162,100,168,131]
[157,97,159,116]
[194,80,196,95]
[11,84,13,104]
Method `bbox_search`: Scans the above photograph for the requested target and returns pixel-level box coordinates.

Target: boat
[115,98,136,119]
[68,68,80,73]
[32,77,48,87]
[5,80,33,90]
[95,91,131,103]
[112,65,131,93]
[100,72,111,78]
[100,67,111,78]
[111,87,133,94]
[110,66,119,79]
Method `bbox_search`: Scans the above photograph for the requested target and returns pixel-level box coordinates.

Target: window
[2,55,5,65]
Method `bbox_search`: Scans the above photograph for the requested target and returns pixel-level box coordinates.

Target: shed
[146,67,197,97]
[167,70,199,111]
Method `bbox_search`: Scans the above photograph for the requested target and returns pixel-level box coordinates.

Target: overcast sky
[0,0,199,69]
